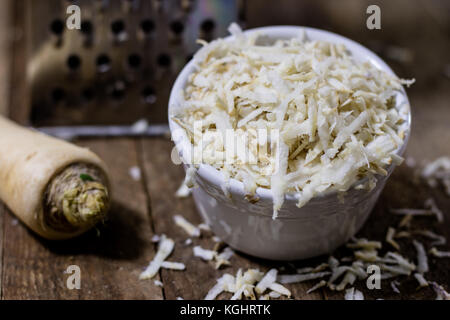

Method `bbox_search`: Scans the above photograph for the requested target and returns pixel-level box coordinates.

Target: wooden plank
[1,138,162,299]
[0,204,4,298]
[323,161,450,300]
[140,138,323,300]
[140,138,223,300]
[140,140,448,301]
[419,0,450,36]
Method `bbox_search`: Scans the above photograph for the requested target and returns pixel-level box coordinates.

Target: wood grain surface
[1,139,163,299]
[0,0,449,299]
[1,136,448,299]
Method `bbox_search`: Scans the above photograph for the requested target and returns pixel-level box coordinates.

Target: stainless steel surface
[27,0,242,126]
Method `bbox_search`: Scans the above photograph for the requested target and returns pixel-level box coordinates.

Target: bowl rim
[168,25,412,203]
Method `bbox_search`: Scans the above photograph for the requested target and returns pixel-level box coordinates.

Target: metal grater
[26,0,244,136]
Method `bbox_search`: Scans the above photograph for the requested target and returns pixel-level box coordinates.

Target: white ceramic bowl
[168,26,411,260]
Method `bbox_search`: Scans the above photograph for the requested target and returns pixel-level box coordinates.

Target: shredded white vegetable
[278,271,331,284]
[203,268,294,300]
[430,282,450,300]
[161,261,186,271]
[296,265,321,274]
[412,240,429,274]
[205,268,264,300]
[391,280,401,294]
[398,215,413,228]
[176,166,197,197]
[198,205,446,300]
[140,235,175,280]
[255,268,278,294]
[422,156,450,196]
[215,247,234,269]
[336,271,357,291]
[386,227,400,250]
[129,166,142,181]
[344,287,364,300]
[347,239,382,250]
[413,273,429,288]
[268,291,281,299]
[174,23,411,217]
[193,245,216,261]
[174,215,201,237]
[424,197,444,223]
[306,280,327,294]
[175,183,191,198]
[268,282,291,298]
[151,234,161,243]
[205,275,231,300]
[154,280,163,287]
[297,263,329,274]
[429,247,450,258]
[198,223,211,231]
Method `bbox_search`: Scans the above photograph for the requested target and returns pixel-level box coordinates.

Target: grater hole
[50,19,64,35]
[141,86,156,104]
[201,19,216,33]
[110,81,126,100]
[82,88,95,101]
[112,88,124,100]
[51,87,66,103]
[128,53,142,69]
[111,19,125,35]
[170,20,184,35]
[157,53,171,67]
[140,19,155,34]
[67,54,81,70]
[80,20,93,35]
[96,54,111,73]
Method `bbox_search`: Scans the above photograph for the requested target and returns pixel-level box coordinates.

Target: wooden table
[0,0,449,300]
